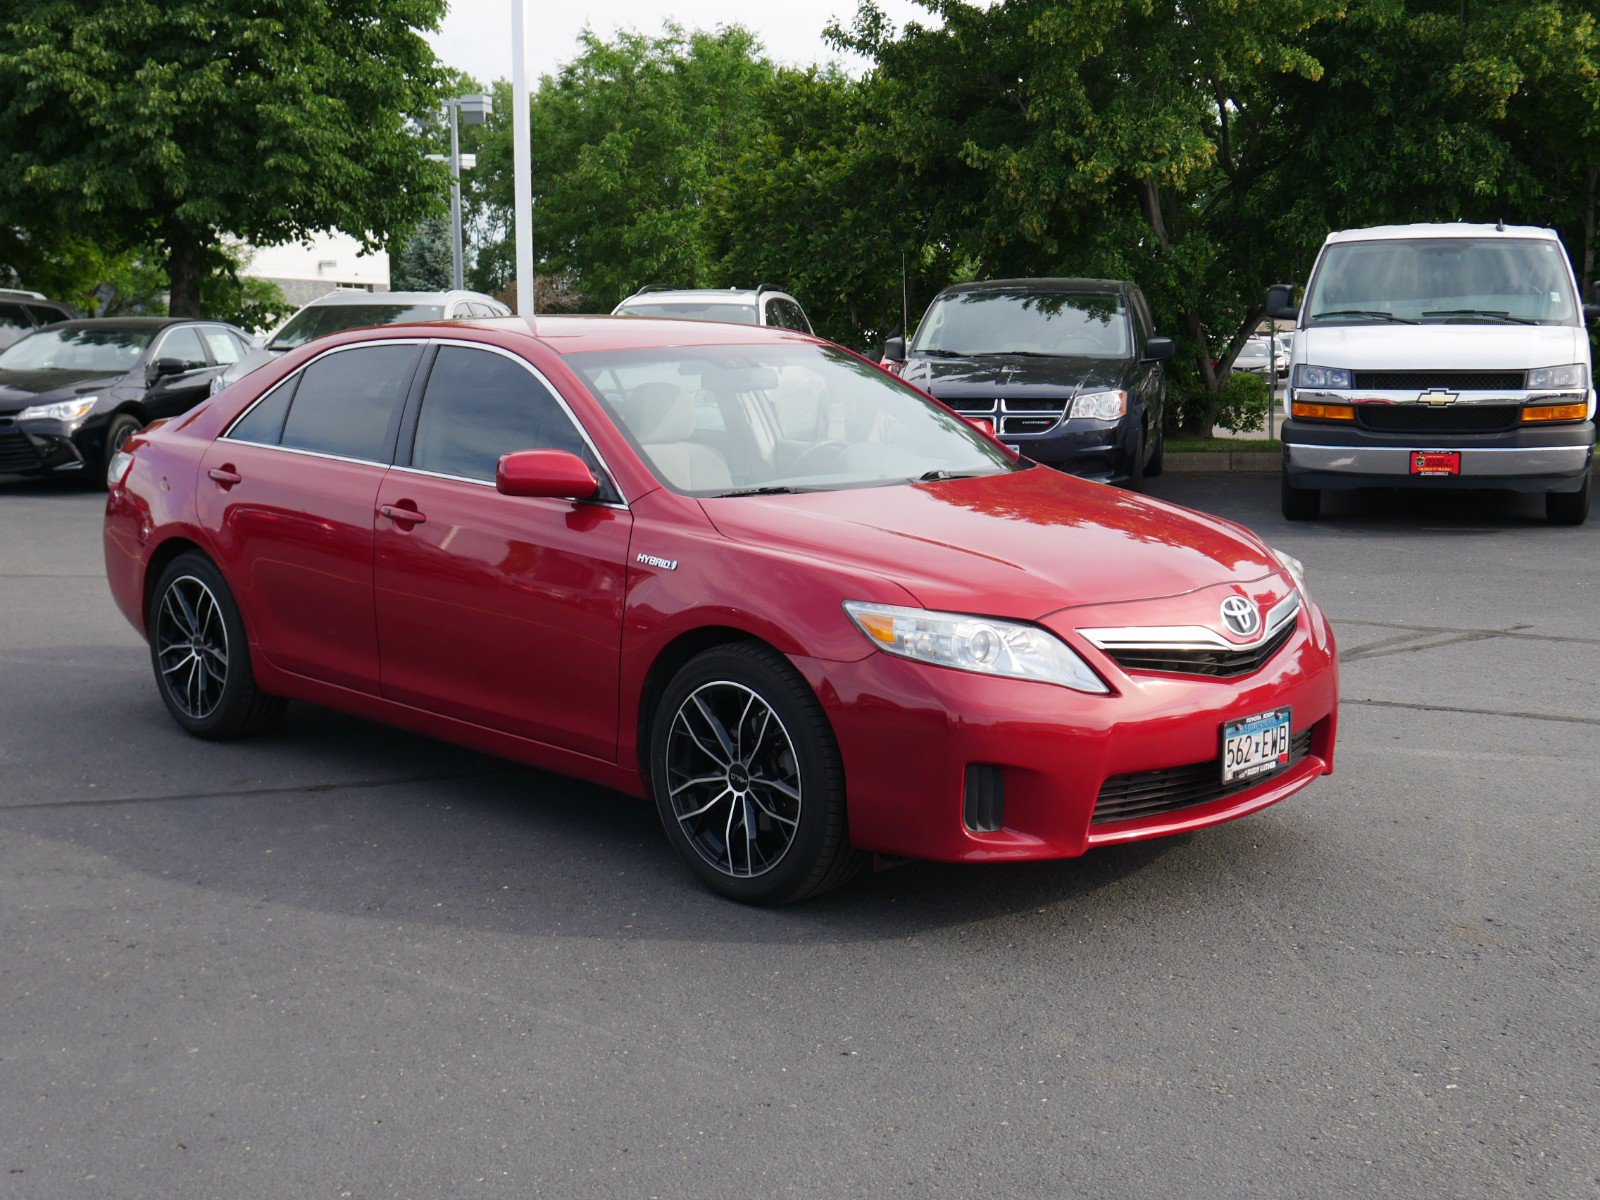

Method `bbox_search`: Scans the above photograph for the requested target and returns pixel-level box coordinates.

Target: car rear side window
[202,327,243,365]
[0,304,29,335]
[24,304,66,326]
[278,344,419,462]
[410,346,589,482]
[228,376,298,446]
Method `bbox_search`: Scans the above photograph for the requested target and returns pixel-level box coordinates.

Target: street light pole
[447,100,464,291]
[512,0,534,316]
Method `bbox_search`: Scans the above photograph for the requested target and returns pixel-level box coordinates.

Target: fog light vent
[963,764,1005,833]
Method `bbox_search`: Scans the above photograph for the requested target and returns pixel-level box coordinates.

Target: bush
[1214,371,1272,434]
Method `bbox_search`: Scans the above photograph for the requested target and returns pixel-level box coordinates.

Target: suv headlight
[843,601,1109,693]
[1526,363,1585,390]
[1069,390,1127,421]
[1272,548,1308,599]
[19,396,97,424]
[1294,364,1351,389]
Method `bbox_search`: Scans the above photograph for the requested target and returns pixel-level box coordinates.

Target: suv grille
[949,398,1070,437]
[1355,404,1522,434]
[1350,370,1525,391]
[1101,619,1297,678]
[0,423,42,473]
[1092,729,1314,825]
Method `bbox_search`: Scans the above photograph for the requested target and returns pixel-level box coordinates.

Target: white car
[209,288,509,394]
[1270,222,1596,524]
[613,286,813,334]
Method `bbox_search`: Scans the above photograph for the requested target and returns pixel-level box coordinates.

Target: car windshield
[0,326,152,373]
[617,301,759,325]
[912,290,1131,357]
[569,342,1020,496]
[1305,237,1579,325]
[267,303,446,350]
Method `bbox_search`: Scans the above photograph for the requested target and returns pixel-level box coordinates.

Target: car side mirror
[1265,284,1299,321]
[881,335,907,364]
[1584,302,1600,324]
[1142,336,1175,362]
[148,356,188,383]
[496,449,600,501]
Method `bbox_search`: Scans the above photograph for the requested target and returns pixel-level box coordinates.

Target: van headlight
[843,601,1109,693]
[1294,365,1351,389]
[1526,363,1585,390]
[19,396,97,424]
[1069,390,1127,421]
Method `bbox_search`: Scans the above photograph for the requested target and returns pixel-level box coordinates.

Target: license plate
[1410,450,1461,476]
[1221,708,1293,785]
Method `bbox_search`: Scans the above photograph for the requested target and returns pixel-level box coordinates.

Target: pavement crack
[1333,617,1600,649]
[1345,697,1600,728]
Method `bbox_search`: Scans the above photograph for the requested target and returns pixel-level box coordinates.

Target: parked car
[613,285,813,333]
[1233,334,1274,376]
[209,288,510,395]
[1269,222,1596,524]
[0,289,83,350]
[881,278,1174,487]
[105,315,1338,904]
[0,316,252,483]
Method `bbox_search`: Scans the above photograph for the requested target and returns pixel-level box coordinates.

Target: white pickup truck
[1268,222,1596,525]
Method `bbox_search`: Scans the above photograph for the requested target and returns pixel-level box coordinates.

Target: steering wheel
[786,439,851,476]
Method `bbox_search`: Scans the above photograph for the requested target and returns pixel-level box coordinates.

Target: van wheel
[1144,422,1165,478]
[1281,473,1321,520]
[1546,475,1590,525]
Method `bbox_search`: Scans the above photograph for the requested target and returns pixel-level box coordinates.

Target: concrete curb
[1166,450,1600,474]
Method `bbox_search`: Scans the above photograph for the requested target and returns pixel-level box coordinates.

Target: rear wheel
[148,552,285,739]
[649,643,865,904]
[1546,474,1591,525]
[1281,472,1321,520]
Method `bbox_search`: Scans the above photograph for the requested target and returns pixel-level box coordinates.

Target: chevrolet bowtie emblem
[1418,388,1459,407]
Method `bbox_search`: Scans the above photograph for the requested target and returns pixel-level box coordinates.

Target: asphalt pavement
[1,472,1595,1199]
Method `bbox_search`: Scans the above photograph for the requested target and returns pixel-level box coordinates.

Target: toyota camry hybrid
[104,316,1339,904]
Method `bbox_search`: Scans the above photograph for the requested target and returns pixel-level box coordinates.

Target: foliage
[1213,372,1274,435]
[393,216,454,291]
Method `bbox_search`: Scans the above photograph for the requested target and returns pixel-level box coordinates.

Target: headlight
[1069,390,1127,421]
[1526,363,1585,390]
[1272,548,1308,599]
[19,395,97,424]
[843,601,1109,693]
[1294,364,1351,389]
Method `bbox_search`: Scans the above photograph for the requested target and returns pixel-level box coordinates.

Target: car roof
[1325,222,1560,244]
[302,289,501,307]
[43,317,220,332]
[934,277,1138,298]
[618,289,765,305]
[348,314,822,356]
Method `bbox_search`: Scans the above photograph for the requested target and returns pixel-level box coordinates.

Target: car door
[142,325,219,419]
[373,342,633,760]
[197,341,422,692]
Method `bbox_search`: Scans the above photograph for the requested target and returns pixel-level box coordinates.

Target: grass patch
[1166,438,1282,453]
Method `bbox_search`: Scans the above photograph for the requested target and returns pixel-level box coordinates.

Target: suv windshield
[913,290,1131,357]
[569,342,1019,496]
[0,326,152,373]
[617,302,758,325]
[1305,237,1579,325]
[268,302,446,350]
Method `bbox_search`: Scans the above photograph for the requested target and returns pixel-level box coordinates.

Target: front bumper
[1006,419,1138,484]
[0,413,103,475]
[1283,418,1594,493]
[794,602,1338,863]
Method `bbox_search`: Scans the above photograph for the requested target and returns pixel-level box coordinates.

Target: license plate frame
[1221,707,1293,785]
[1410,450,1461,476]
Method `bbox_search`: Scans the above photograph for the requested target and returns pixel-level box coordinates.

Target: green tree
[392,216,454,291]
[0,0,452,316]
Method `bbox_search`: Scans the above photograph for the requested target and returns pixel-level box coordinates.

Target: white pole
[511,0,534,316]
[448,100,464,291]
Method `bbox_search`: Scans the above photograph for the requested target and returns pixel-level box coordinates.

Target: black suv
[883,278,1174,486]
[0,289,82,351]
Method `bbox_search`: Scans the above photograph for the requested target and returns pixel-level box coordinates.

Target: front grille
[1092,729,1314,825]
[1102,619,1297,678]
[949,397,1070,437]
[1350,370,1525,391]
[1355,404,1522,434]
[0,424,43,473]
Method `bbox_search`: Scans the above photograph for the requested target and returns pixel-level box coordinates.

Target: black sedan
[0,317,252,485]
[882,278,1174,487]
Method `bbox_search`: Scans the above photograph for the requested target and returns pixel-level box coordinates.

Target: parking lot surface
[2,473,1596,1199]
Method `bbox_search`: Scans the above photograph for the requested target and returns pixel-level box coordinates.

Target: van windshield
[1305,237,1579,326]
[912,290,1131,357]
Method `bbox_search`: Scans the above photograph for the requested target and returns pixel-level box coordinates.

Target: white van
[1268,223,1596,524]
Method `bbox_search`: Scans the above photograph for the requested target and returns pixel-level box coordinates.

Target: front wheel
[101,412,141,489]
[1546,474,1591,525]
[1144,421,1165,478]
[1281,472,1321,520]
[649,643,866,904]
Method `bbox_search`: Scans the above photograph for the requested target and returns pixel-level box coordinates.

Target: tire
[1144,420,1165,478]
[147,551,285,740]
[1122,426,1146,491]
[1546,474,1591,525]
[101,412,141,490]
[1281,471,1321,521]
[648,642,866,904]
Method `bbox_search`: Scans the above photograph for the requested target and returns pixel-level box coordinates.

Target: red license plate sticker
[1410,451,1461,476]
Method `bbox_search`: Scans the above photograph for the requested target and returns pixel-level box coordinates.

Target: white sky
[427,0,938,84]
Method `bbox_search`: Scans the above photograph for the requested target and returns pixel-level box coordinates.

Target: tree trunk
[165,236,204,317]
[1179,309,1221,436]
[1583,165,1597,300]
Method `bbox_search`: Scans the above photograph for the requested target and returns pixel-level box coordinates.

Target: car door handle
[378,503,427,525]
[207,466,242,488]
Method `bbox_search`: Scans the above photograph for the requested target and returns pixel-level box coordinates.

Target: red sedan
[104,317,1338,904]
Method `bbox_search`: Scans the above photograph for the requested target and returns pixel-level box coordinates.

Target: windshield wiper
[1310,309,1417,323]
[915,469,990,483]
[1421,309,1537,324]
[711,485,807,497]
[987,350,1064,358]
[918,347,972,358]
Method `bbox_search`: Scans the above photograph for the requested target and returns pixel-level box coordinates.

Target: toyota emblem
[1220,595,1261,638]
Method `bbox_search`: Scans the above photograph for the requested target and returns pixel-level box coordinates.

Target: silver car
[612,285,813,334]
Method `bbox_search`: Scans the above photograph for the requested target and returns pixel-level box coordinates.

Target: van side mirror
[496,449,600,501]
[1265,284,1299,321]
[1142,336,1175,362]
[881,335,907,364]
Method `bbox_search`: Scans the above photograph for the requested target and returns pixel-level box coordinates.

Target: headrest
[627,382,695,442]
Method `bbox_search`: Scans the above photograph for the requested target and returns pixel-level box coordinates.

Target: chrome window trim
[1080,591,1302,653]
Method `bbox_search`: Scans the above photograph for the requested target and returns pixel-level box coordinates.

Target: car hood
[1298,323,1586,370]
[700,467,1283,621]
[0,369,117,413]
[902,353,1127,400]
